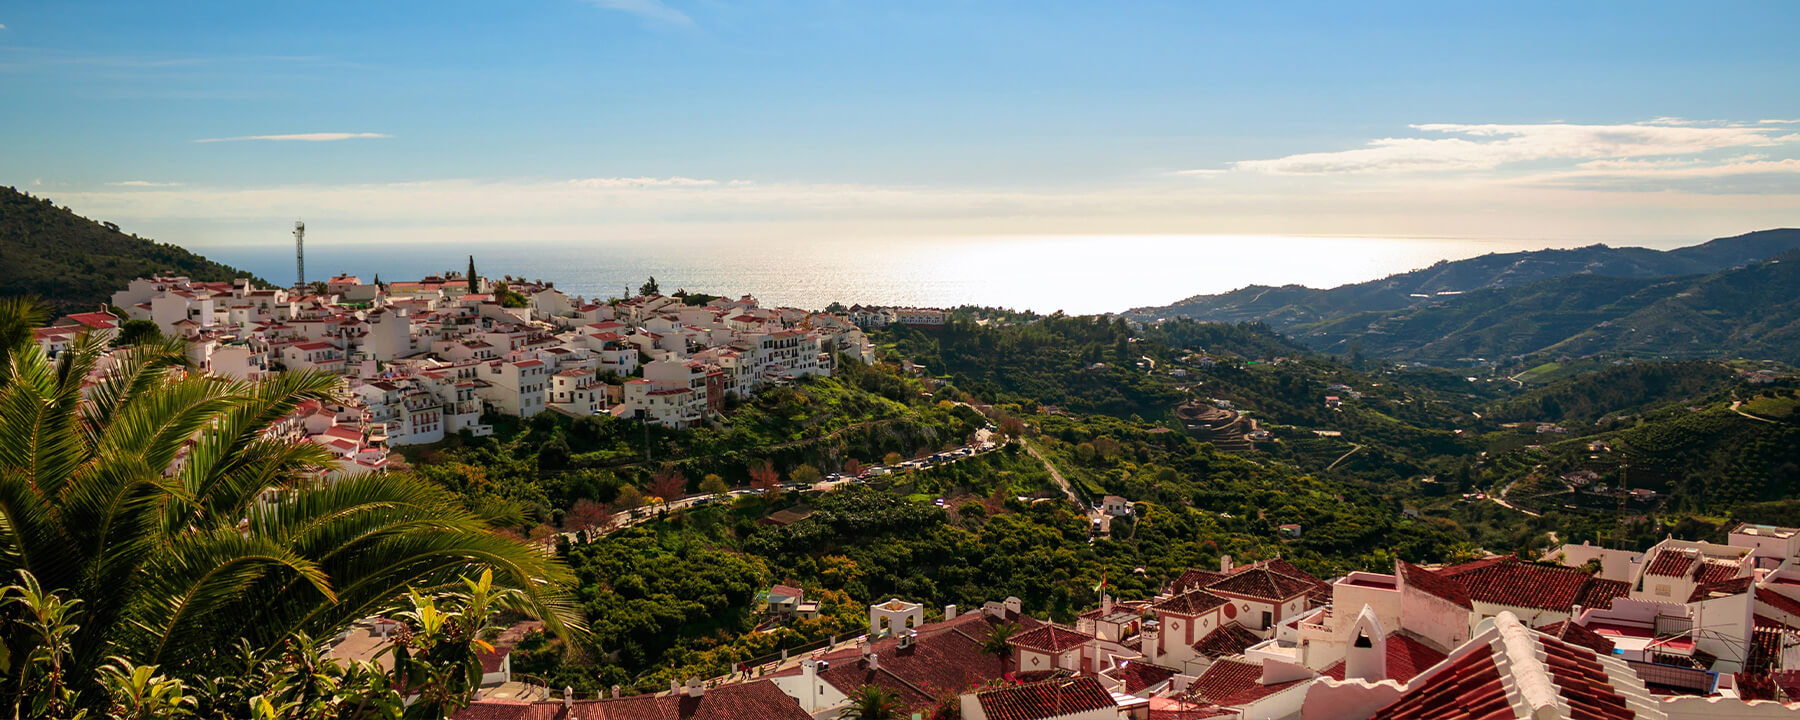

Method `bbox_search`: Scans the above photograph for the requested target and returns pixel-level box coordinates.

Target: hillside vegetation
[0,187,262,314]
[1129,229,1800,363]
[1271,249,1800,362]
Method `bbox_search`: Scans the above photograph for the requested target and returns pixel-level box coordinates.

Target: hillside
[1286,249,1800,362]
[1127,229,1800,335]
[0,187,262,315]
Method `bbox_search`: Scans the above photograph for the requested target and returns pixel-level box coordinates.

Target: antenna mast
[294,220,307,288]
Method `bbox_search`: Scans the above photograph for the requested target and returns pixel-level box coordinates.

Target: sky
[3,0,1799,251]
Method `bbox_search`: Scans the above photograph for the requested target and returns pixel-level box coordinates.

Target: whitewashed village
[32,267,950,484]
[24,269,1800,720]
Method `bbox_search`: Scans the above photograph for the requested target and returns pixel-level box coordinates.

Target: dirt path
[1023,440,1082,505]
[1324,443,1363,471]
[1730,399,1777,424]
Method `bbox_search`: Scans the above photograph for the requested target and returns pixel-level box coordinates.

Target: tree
[566,499,611,531]
[392,570,528,718]
[981,622,1018,672]
[843,458,864,476]
[838,684,903,720]
[748,461,780,491]
[649,465,687,503]
[114,319,162,347]
[467,255,478,293]
[883,452,904,466]
[639,276,660,296]
[700,474,729,496]
[790,464,823,485]
[614,485,646,510]
[0,312,584,711]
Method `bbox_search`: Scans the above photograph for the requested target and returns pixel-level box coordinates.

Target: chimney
[670,679,681,695]
[612,684,622,699]
[563,686,574,710]
[1102,593,1113,616]
[1221,554,1234,573]
[944,604,958,621]
[1004,596,1022,616]
[685,677,704,698]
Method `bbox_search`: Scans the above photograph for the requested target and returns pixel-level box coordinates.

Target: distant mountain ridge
[0,187,262,315]
[1277,247,1800,362]
[1128,229,1800,329]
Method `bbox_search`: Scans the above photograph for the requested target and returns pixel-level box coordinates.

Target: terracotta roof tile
[1759,589,1800,618]
[1398,561,1471,609]
[1192,624,1263,660]
[1536,622,1616,655]
[1695,561,1741,585]
[1187,658,1306,706]
[1152,589,1230,616]
[1319,633,1447,684]
[1206,568,1316,602]
[1112,661,1180,694]
[451,679,809,719]
[1645,549,1696,578]
[1439,558,1591,612]
[1371,614,1644,720]
[1574,579,1631,612]
[975,677,1114,720]
[1008,624,1091,654]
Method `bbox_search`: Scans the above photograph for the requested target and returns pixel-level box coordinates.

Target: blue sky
[3,0,1799,247]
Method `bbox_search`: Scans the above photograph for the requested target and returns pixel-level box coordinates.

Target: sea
[196,234,1664,316]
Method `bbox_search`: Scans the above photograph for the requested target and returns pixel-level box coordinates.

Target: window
[1261,611,1272,628]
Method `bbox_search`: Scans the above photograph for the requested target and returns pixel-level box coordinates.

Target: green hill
[0,187,262,315]
[1285,249,1800,363]
[1127,229,1800,342]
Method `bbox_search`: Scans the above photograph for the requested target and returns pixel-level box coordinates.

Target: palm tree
[982,621,1019,674]
[837,684,903,720]
[0,301,583,703]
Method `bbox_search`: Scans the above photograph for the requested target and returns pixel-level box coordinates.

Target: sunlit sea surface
[200,235,1619,315]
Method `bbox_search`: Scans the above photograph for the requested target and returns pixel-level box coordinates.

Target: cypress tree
[467,255,478,292]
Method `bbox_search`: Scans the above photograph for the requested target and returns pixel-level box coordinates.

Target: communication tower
[294,220,306,288]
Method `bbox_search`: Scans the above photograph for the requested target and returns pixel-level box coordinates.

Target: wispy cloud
[192,132,391,143]
[108,180,184,187]
[568,176,716,188]
[1224,120,1800,185]
[584,0,692,26]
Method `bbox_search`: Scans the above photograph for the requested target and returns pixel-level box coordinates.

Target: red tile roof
[1187,658,1306,706]
[1536,621,1616,655]
[451,679,809,719]
[1695,561,1741,585]
[1169,568,1229,593]
[1192,624,1263,660]
[784,611,1033,714]
[975,677,1114,720]
[1438,558,1591,612]
[1758,589,1800,618]
[1009,624,1091,653]
[1207,567,1317,602]
[1368,649,1507,720]
[1112,661,1180,694]
[1371,615,1644,720]
[1319,633,1448,684]
[1398,561,1471,609]
[1645,549,1696,578]
[1688,576,1752,603]
[1153,589,1230,616]
[1574,579,1631,611]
